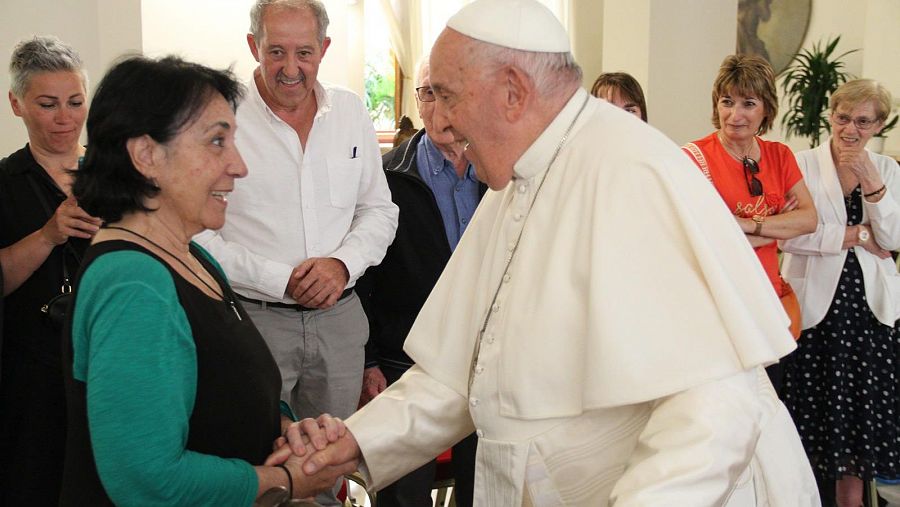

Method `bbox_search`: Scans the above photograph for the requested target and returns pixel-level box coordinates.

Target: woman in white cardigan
[780,79,900,507]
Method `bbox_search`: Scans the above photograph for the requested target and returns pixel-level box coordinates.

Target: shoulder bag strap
[682,142,714,184]
[24,171,73,292]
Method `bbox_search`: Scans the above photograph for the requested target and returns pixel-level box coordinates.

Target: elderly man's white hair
[249,0,330,46]
[414,56,431,88]
[467,41,582,98]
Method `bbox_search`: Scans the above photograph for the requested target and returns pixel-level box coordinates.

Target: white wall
[1,0,897,157]
[0,0,141,156]
[602,0,737,145]
[571,0,603,92]
[648,0,737,145]
[862,0,900,155]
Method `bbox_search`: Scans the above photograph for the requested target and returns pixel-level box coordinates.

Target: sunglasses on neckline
[742,156,763,197]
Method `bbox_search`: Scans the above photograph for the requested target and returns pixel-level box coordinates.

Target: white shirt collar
[513,88,588,181]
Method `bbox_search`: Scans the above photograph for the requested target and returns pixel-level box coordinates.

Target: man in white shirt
[282,1,819,506]
[195,3,397,498]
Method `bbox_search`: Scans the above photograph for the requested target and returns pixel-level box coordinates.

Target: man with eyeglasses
[354,58,483,507]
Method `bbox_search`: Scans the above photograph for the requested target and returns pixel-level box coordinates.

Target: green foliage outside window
[365,52,396,131]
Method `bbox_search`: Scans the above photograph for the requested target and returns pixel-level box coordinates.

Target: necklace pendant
[230,301,242,321]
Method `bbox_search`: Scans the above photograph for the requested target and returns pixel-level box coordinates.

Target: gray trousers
[244,293,368,507]
[244,293,367,420]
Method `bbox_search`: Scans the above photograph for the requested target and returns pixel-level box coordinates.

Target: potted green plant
[781,36,858,149]
[876,114,898,138]
[868,114,897,154]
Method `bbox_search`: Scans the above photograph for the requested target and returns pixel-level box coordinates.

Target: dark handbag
[41,272,73,331]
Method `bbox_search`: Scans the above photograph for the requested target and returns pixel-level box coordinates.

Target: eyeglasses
[415,86,435,102]
[832,113,879,130]
[743,156,763,197]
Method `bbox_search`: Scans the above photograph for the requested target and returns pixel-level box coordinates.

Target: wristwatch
[858,227,870,243]
[751,215,765,235]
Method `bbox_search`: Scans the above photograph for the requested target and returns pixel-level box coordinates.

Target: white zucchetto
[446,0,571,53]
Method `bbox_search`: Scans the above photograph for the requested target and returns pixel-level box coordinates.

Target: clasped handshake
[264,414,363,499]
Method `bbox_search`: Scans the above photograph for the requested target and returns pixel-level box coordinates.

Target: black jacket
[356,130,486,370]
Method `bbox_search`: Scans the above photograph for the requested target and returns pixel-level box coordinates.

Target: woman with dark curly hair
[60,55,355,506]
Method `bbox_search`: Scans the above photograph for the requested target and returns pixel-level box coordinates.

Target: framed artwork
[737,0,812,75]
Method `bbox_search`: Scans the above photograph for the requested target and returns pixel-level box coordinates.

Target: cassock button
[503,273,511,283]
[507,242,515,251]
[474,365,484,374]
[513,213,523,221]
[492,303,501,313]
[470,398,479,407]
[476,429,484,438]
[517,185,527,194]
[486,333,495,344]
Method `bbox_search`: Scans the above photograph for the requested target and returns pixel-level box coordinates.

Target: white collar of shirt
[248,73,333,125]
[512,88,588,181]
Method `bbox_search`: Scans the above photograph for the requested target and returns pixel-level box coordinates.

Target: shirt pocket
[327,158,363,208]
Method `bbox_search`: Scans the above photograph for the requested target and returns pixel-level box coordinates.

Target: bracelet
[864,185,886,198]
[276,463,293,497]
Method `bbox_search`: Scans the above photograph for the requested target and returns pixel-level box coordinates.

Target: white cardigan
[780,139,900,328]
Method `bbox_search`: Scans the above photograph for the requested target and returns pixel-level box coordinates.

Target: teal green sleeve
[71,251,258,507]
[280,401,297,421]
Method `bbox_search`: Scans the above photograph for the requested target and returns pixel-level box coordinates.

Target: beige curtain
[378,0,423,126]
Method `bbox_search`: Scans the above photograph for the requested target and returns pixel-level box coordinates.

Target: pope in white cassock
[288,0,822,505]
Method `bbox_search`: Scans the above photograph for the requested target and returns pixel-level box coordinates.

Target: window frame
[375,52,403,145]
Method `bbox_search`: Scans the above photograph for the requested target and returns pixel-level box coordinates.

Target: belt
[237,288,353,312]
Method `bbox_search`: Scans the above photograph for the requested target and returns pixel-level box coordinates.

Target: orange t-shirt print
[685,132,803,296]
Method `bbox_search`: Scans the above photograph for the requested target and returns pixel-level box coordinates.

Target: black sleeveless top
[60,240,282,505]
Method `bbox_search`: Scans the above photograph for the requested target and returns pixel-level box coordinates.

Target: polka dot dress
[782,186,900,481]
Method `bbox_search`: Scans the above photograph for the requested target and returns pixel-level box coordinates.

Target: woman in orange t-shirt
[683,54,817,391]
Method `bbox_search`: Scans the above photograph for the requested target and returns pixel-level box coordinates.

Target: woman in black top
[0,35,101,505]
[61,55,356,506]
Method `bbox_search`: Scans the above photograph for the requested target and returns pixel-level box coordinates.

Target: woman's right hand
[780,195,799,214]
[282,449,359,499]
[40,196,102,245]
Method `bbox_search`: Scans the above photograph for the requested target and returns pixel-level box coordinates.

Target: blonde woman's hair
[830,79,893,122]
[711,54,778,135]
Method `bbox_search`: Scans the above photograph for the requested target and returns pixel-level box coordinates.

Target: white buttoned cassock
[346,90,820,506]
